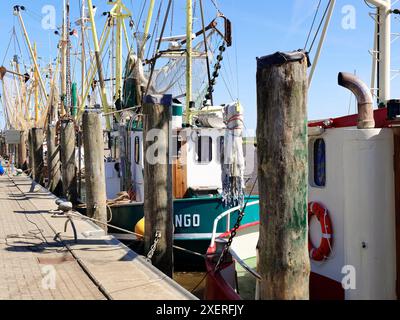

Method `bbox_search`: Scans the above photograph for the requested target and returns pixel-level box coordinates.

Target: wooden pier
[0,173,196,300]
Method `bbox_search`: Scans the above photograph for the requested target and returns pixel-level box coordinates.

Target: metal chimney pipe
[338,72,375,129]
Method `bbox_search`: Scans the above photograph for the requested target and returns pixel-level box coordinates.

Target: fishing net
[146,30,223,108]
[0,71,33,131]
[221,102,245,208]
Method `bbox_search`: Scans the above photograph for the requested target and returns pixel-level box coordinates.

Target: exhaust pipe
[338,72,375,129]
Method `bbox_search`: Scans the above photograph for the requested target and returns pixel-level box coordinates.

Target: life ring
[308,202,333,261]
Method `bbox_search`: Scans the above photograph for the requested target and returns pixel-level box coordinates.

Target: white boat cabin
[308,125,397,300]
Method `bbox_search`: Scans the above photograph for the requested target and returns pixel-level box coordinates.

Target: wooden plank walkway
[0,173,196,300]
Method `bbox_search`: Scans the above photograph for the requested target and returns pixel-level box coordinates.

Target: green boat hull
[106,196,259,269]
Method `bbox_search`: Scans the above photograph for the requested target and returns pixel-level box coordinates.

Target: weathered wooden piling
[256,51,310,300]
[4,142,9,159]
[27,130,32,171]
[60,119,78,203]
[82,110,107,232]
[30,128,44,184]
[143,94,173,277]
[47,124,62,195]
[0,136,5,156]
[18,131,27,170]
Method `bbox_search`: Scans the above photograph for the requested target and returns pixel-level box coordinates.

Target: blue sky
[0,0,395,131]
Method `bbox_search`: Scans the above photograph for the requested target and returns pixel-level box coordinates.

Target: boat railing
[208,200,260,251]
[229,249,262,280]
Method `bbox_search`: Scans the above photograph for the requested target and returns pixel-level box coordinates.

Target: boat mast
[111,15,115,100]
[110,0,131,111]
[11,60,21,129]
[61,0,67,115]
[65,0,72,116]
[77,17,113,120]
[141,0,155,58]
[81,0,86,110]
[116,2,123,107]
[87,0,112,129]
[186,0,193,125]
[371,11,378,97]
[367,0,391,103]
[34,43,39,126]
[14,55,27,128]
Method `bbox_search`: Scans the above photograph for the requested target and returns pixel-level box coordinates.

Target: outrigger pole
[87,0,112,129]
[81,0,87,111]
[77,18,112,120]
[13,6,47,100]
[186,0,193,125]
[141,0,156,57]
[109,0,131,119]
[0,67,29,82]
[34,43,39,126]
[61,0,67,116]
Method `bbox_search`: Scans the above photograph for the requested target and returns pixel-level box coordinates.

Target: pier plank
[0,174,195,300]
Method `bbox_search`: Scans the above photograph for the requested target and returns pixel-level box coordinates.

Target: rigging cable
[199,0,213,105]
[210,0,222,15]
[144,0,173,99]
[304,0,322,50]
[2,28,14,66]
[307,0,332,54]
[136,0,148,31]
[146,0,163,63]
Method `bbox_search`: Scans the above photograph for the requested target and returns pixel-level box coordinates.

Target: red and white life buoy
[308,202,333,261]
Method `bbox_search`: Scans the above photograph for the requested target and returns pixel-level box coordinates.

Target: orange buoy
[135,218,145,238]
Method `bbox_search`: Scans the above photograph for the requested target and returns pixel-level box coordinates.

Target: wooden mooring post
[30,128,44,184]
[256,51,310,300]
[82,109,107,232]
[47,124,62,195]
[27,130,32,171]
[143,94,173,277]
[18,131,27,170]
[60,119,78,203]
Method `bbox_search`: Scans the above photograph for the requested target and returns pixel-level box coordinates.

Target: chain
[214,209,244,271]
[203,43,225,107]
[214,177,258,272]
[146,231,162,263]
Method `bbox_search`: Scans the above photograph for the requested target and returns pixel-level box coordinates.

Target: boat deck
[0,173,196,300]
[236,257,257,300]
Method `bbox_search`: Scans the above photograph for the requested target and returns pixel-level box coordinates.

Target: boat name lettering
[175,214,200,228]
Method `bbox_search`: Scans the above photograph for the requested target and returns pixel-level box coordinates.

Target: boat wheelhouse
[204,0,400,300]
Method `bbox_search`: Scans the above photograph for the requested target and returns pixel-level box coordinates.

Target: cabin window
[195,136,213,164]
[134,136,140,164]
[313,139,326,187]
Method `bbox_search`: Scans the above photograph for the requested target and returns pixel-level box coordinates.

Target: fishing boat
[205,0,399,300]
[94,0,261,267]
[0,0,260,270]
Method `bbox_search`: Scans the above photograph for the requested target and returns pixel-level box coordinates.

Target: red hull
[205,259,241,300]
[205,260,345,300]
